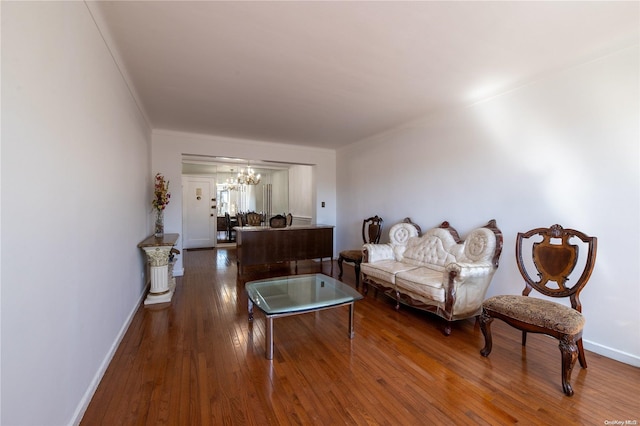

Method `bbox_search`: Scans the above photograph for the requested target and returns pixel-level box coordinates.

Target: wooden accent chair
[479,224,597,396]
[338,215,383,288]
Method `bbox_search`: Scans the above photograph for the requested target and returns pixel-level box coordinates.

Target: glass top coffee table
[245,273,363,359]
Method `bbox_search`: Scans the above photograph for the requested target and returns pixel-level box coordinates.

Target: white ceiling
[90,1,639,150]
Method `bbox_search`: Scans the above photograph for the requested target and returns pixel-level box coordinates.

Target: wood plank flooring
[81,248,640,425]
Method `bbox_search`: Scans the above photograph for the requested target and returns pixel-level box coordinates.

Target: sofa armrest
[443,262,496,316]
[445,262,494,280]
[363,243,395,263]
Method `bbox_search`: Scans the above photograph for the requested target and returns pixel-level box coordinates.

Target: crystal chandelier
[223,178,239,191]
[237,162,261,185]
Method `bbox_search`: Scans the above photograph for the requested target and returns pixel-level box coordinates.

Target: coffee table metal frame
[246,273,363,360]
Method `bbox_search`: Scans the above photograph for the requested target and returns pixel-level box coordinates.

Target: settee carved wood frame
[362,220,503,336]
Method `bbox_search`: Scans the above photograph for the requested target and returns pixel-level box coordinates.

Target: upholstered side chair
[479,224,597,396]
[269,214,287,228]
[338,215,383,288]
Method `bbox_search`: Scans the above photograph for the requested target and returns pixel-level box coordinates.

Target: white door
[182,176,216,249]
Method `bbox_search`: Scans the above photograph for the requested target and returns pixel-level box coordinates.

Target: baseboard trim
[584,339,640,367]
[70,284,149,425]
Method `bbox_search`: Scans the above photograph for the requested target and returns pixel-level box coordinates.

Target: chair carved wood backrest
[362,215,384,244]
[516,224,597,311]
[338,215,383,288]
[247,212,262,226]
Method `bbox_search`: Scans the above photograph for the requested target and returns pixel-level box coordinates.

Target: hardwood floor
[81,248,639,425]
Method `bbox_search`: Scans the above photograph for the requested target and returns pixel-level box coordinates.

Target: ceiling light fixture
[218,168,239,191]
[237,162,261,185]
[223,178,239,191]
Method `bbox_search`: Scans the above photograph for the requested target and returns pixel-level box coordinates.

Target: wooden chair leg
[577,338,588,368]
[559,336,579,396]
[443,322,452,336]
[522,330,528,346]
[354,262,361,289]
[479,310,494,357]
[337,256,345,278]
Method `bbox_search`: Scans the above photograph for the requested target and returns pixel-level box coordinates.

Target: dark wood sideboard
[236,225,334,274]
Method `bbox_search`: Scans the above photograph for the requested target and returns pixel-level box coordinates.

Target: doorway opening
[181,155,313,248]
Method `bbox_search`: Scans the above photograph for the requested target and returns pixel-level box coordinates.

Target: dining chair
[269,214,287,228]
[247,212,262,226]
[225,213,237,242]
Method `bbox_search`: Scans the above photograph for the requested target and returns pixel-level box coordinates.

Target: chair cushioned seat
[340,249,363,262]
[483,295,585,335]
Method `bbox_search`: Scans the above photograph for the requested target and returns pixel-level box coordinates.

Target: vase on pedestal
[154,209,164,237]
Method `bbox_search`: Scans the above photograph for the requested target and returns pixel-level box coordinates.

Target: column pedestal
[138,234,179,306]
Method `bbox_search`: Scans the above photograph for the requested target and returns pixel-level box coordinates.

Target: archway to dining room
[181,155,313,249]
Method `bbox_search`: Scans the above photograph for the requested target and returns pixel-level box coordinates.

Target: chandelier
[237,162,261,185]
[223,178,239,191]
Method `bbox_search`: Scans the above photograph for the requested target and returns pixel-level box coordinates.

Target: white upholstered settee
[361,220,503,335]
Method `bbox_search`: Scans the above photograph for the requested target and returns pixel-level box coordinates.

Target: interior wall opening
[181,155,313,247]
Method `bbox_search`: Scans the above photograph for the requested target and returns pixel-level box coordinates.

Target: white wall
[151,130,336,273]
[1,2,152,425]
[337,46,640,366]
